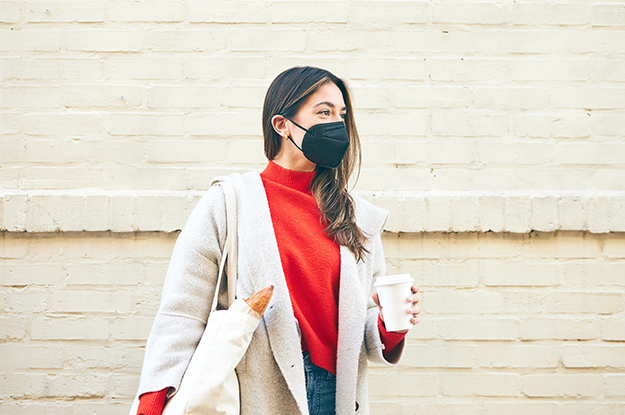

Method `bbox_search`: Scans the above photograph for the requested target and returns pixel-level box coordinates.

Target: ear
[271,115,289,138]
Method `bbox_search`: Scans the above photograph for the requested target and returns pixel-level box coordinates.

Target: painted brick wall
[1,0,624,413]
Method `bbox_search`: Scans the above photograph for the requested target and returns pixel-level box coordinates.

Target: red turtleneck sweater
[136,162,406,415]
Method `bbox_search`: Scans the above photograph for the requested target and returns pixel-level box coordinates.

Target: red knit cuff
[378,314,407,359]
[137,388,169,415]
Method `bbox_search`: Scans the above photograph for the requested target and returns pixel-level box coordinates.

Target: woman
[134,66,421,415]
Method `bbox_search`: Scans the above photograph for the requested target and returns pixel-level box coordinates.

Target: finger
[411,284,420,294]
[410,316,420,325]
[371,293,381,308]
[407,293,421,303]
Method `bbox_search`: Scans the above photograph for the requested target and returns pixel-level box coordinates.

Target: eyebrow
[313,101,347,111]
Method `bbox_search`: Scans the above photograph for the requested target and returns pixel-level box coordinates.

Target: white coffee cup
[374,273,414,332]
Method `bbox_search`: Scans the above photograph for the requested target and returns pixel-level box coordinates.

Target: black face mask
[284,117,350,169]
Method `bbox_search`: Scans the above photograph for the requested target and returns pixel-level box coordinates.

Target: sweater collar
[261,161,315,194]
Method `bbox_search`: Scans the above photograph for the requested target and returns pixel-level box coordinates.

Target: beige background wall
[1,0,624,414]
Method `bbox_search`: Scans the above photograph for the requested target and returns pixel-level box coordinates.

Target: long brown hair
[262,66,369,261]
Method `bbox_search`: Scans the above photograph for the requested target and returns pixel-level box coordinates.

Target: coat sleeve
[136,184,229,397]
[362,206,406,366]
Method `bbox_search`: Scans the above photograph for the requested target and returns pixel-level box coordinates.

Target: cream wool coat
[137,171,404,415]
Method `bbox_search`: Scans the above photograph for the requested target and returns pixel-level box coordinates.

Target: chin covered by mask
[284,117,350,169]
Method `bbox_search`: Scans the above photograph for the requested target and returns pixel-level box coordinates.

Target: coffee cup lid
[374,274,414,287]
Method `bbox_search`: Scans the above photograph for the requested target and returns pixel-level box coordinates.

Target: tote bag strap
[210,181,238,312]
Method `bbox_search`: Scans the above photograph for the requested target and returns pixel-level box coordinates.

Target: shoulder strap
[210,181,238,312]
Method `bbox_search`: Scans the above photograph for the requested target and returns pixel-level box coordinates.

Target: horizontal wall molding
[1,190,624,234]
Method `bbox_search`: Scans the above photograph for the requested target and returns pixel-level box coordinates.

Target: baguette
[244,285,274,317]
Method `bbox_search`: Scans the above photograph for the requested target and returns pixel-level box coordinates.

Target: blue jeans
[303,352,336,415]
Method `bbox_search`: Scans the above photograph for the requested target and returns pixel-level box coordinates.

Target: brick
[402,345,474,368]
[523,374,601,397]
[227,86,267,109]
[597,169,625,191]
[394,29,471,53]
[0,374,48,398]
[482,403,559,415]
[393,86,470,109]
[106,57,182,80]
[270,1,348,23]
[483,263,560,286]
[472,87,550,110]
[189,111,258,137]
[0,264,65,286]
[592,60,625,82]
[424,291,501,314]
[547,292,624,315]
[0,317,26,339]
[231,29,305,52]
[453,196,478,232]
[348,86,389,110]
[309,28,393,52]
[532,196,558,232]
[562,403,625,414]
[0,138,64,163]
[395,142,474,165]
[22,58,102,80]
[230,140,269,165]
[419,262,479,288]
[106,1,185,22]
[512,3,589,26]
[563,345,625,368]
[111,374,139,397]
[63,85,145,108]
[437,317,517,340]
[471,30,553,54]
[478,195,504,232]
[611,196,625,231]
[0,344,64,369]
[106,113,185,136]
[560,143,625,165]
[593,4,625,26]
[0,57,20,80]
[348,58,426,81]
[31,317,109,340]
[425,194,452,232]
[594,114,625,137]
[564,262,625,288]
[405,316,436,340]
[190,1,268,23]
[368,371,437,397]
[606,375,625,397]
[350,2,428,25]
[478,143,554,166]
[27,1,104,22]
[432,110,507,137]
[556,30,625,53]
[112,316,152,340]
[434,169,511,191]
[514,113,591,138]
[3,194,27,231]
[147,86,225,109]
[147,140,228,164]
[554,87,625,109]
[66,261,145,286]
[63,30,143,52]
[511,59,589,81]
[0,29,62,51]
[477,345,559,368]
[441,374,520,397]
[358,168,430,191]
[559,196,585,231]
[604,316,625,341]
[23,113,103,136]
[586,196,611,233]
[554,232,600,259]
[512,168,595,190]
[186,57,265,81]
[45,374,109,398]
[135,195,187,232]
[430,58,508,82]
[433,2,507,24]
[358,112,427,137]
[478,232,523,258]
[0,86,61,108]
[53,290,131,312]
[0,2,20,22]
[506,195,531,233]
[0,233,29,259]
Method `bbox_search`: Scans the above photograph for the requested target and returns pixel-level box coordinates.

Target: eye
[318,109,330,116]
[340,112,347,119]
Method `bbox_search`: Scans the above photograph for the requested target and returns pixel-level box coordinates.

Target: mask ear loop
[282,116,307,153]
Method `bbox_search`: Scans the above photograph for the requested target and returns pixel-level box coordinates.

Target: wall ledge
[1,190,624,234]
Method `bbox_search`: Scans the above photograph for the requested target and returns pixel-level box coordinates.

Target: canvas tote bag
[130,181,262,415]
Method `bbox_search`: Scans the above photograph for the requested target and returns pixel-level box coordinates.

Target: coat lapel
[231,172,309,415]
